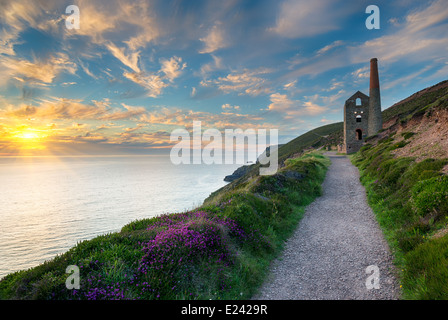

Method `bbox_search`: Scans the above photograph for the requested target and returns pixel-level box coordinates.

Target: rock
[224,165,252,182]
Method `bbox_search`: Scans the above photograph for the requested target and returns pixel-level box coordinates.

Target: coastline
[0,156,240,280]
[0,151,330,300]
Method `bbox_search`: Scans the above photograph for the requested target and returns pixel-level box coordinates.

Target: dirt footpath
[253,152,400,300]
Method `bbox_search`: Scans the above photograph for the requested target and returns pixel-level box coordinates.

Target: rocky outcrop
[224,165,253,182]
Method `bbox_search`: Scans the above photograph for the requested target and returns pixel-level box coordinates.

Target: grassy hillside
[205,122,342,202]
[382,80,448,124]
[351,79,448,299]
[277,122,343,163]
[0,152,330,300]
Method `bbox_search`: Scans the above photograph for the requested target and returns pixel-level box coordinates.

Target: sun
[15,132,40,140]
[12,128,48,151]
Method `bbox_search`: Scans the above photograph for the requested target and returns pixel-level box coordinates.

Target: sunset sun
[12,129,48,150]
[15,132,40,140]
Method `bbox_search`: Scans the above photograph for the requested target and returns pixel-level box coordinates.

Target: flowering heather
[139,221,233,273]
[138,211,259,295]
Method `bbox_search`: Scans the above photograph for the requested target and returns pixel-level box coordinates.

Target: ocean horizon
[0,154,241,279]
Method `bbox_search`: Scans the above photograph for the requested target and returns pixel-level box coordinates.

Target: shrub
[401,132,416,140]
[411,176,448,220]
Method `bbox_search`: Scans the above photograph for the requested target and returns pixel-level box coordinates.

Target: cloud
[201,68,272,96]
[317,40,345,56]
[123,72,167,98]
[269,0,349,38]
[283,80,297,89]
[78,60,99,80]
[199,55,224,77]
[0,28,19,56]
[0,0,60,36]
[61,82,77,87]
[62,0,161,82]
[351,66,369,79]
[221,104,240,110]
[325,79,344,92]
[267,93,328,119]
[160,56,187,82]
[282,0,448,83]
[69,0,159,47]
[382,65,433,90]
[123,56,186,97]
[101,103,148,121]
[3,98,147,122]
[0,52,77,86]
[137,105,267,131]
[199,23,228,54]
[350,0,448,64]
[105,42,141,73]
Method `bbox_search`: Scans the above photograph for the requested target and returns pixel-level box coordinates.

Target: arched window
[356,115,362,122]
[356,98,362,106]
[355,129,363,140]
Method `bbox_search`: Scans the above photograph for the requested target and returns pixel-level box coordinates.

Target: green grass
[351,142,448,299]
[0,151,330,300]
[381,80,448,124]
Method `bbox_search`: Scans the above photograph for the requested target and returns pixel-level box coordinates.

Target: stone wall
[343,91,369,154]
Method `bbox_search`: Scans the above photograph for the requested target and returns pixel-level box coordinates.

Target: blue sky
[0,0,447,155]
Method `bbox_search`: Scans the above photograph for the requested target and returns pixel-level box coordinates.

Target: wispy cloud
[267,92,328,119]
[199,23,228,54]
[123,56,186,97]
[269,0,350,38]
[3,98,147,122]
[160,56,187,82]
[283,0,448,82]
[0,52,77,86]
[351,0,448,64]
[317,40,345,56]
[105,42,141,73]
[201,68,272,96]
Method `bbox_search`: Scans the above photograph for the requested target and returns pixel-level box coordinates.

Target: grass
[381,80,448,124]
[0,151,330,300]
[351,141,448,299]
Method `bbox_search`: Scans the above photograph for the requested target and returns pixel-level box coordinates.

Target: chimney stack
[368,58,382,136]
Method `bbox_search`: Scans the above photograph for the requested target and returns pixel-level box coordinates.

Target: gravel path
[253,152,400,300]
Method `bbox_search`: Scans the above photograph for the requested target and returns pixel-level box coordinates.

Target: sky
[0,0,447,156]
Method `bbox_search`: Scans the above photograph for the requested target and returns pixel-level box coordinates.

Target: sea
[0,155,241,279]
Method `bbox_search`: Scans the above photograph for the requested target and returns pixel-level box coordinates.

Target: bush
[401,132,416,140]
[411,176,448,220]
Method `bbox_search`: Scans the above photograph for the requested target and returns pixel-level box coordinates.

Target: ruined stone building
[339,58,383,154]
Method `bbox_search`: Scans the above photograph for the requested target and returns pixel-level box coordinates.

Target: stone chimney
[368,58,382,136]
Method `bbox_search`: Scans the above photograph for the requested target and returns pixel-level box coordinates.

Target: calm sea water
[0,155,240,279]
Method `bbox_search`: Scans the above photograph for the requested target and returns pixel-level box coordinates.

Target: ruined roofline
[347,91,369,100]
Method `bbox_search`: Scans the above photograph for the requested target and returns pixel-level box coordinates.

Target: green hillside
[351,79,448,299]
[382,80,448,124]
[205,122,343,202]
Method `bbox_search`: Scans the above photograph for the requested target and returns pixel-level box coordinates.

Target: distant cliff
[223,145,285,182]
[224,165,253,182]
